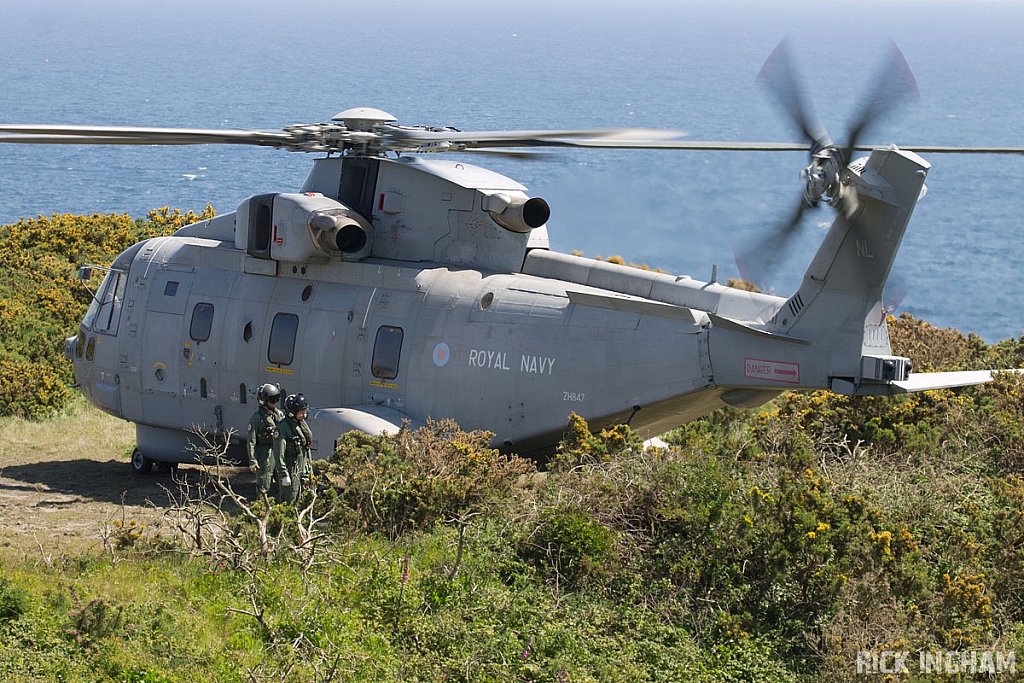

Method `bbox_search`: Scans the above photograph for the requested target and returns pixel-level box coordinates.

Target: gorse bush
[0,207,214,418]
[518,506,618,588]
[327,419,535,536]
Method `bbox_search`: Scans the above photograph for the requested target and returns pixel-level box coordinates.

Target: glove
[281,472,292,488]
[249,463,257,474]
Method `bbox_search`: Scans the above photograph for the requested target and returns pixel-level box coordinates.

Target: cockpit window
[82,269,127,335]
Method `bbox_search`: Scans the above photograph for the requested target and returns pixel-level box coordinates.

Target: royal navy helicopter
[3,45,1022,471]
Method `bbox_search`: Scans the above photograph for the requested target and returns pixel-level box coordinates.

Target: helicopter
[3,45,1022,471]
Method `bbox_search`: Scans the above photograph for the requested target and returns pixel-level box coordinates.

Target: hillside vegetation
[2,213,1024,681]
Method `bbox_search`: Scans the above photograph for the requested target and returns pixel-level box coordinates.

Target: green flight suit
[247,404,285,494]
[274,416,313,503]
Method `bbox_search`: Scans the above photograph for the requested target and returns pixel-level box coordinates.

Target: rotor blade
[757,38,830,149]
[388,123,815,151]
[4,123,1020,155]
[842,41,920,164]
[895,145,1024,155]
[524,139,812,151]
[453,148,557,160]
[0,134,293,146]
[0,124,298,147]
[734,200,810,287]
[884,275,910,314]
[385,126,697,150]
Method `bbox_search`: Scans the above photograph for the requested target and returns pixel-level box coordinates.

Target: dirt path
[0,399,255,561]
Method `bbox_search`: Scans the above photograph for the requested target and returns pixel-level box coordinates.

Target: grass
[0,393,135,463]
[0,395,157,561]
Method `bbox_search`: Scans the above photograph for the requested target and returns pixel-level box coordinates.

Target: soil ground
[0,397,255,562]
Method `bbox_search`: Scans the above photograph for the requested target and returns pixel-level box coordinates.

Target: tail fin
[780,146,930,387]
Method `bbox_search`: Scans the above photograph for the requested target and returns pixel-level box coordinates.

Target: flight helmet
[257,383,281,405]
[284,393,308,417]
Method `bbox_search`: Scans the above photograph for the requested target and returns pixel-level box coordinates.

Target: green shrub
[519,507,617,588]
[0,576,30,623]
[328,419,535,536]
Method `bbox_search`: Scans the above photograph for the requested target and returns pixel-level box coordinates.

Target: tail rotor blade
[734,200,809,287]
[842,41,920,164]
[757,38,831,150]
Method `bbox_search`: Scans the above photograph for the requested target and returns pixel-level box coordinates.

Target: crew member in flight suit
[247,384,288,495]
[274,393,314,504]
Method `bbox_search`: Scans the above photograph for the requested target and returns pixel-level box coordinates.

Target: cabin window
[189,303,215,342]
[372,325,404,380]
[268,313,299,366]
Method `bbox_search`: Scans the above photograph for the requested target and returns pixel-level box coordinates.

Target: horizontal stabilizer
[832,369,1024,396]
[892,370,1001,393]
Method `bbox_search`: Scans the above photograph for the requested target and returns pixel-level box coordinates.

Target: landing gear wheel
[131,448,153,475]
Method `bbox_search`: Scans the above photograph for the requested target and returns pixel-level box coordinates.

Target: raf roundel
[432,342,451,367]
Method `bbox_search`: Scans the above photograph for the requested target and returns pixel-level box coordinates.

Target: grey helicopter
[3,43,1022,472]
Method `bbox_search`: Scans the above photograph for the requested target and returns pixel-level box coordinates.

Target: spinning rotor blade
[3,105,1020,160]
[734,201,808,289]
[895,145,1024,155]
[0,121,778,153]
[757,38,830,150]
[733,39,831,288]
[841,41,920,166]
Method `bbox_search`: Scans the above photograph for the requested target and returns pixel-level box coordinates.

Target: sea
[2,0,1023,342]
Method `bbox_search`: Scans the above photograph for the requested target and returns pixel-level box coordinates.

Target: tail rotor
[735,39,920,288]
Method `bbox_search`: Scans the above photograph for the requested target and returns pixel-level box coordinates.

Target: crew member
[246,384,285,496]
[274,393,313,503]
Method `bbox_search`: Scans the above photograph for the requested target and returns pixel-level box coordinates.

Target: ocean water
[2,0,1023,341]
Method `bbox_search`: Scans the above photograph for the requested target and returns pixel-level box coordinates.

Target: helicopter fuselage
[70,229,786,460]
[66,147,944,465]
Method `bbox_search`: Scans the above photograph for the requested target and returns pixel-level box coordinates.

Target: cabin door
[139,269,194,428]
